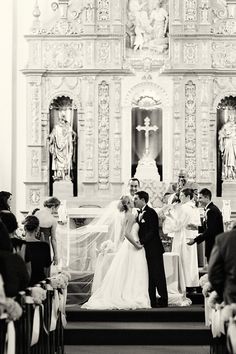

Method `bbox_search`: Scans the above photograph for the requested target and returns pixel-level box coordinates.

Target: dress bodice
[40,227,52,243]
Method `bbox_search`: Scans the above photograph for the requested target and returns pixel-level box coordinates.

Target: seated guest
[0,221,29,297]
[0,190,24,253]
[23,215,51,286]
[208,225,236,305]
[0,191,18,236]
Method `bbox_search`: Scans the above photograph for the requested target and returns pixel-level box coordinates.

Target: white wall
[0,0,13,194]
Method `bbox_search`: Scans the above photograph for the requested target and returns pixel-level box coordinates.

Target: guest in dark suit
[208,227,236,304]
[187,188,224,262]
[134,191,168,307]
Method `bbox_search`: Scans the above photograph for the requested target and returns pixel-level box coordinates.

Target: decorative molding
[98,81,110,189]
[125,82,169,108]
[29,81,41,145]
[199,1,210,24]
[31,1,94,35]
[173,76,182,179]
[212,42,236,69]
[29,189,41,205]
[97,41,110,65]
[45,90,80,114]
[42,42,84,69]
[97,0,110,22]
[173,42,181,64]
[183,43,198,65]
[84,78,95,179]
[185,80,196,179]
[31,149,40,177]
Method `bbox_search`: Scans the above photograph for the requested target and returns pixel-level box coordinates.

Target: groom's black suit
[138,205,168,307]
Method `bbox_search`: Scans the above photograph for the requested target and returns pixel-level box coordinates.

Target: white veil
[67,200,125,273]
[57,200,126,304]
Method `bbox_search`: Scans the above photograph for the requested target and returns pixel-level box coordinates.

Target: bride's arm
[124,215,142,250]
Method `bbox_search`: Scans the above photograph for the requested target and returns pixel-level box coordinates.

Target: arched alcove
[123,81,171,183]
[49,95,78,196]
[216,95,236,196]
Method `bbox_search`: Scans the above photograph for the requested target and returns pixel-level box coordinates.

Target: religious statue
[127,0,169,51]
[149,0,169,39]
[218,110,236,180]
[48,111,76,181]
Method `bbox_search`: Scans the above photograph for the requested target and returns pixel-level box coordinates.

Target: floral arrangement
[61,271,71,281]
[31,287,47,305]
[221,304,236,323]
[4,298,22,321]
[199,274,209,288]
[208,291,222,309]
[100,240,115,254]
[50,273,69,289]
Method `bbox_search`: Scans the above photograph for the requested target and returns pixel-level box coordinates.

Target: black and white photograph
[0,0,236,353]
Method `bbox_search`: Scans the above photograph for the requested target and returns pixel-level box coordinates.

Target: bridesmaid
[35,197,60,270]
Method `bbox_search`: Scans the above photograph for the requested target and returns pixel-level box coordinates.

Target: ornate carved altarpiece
[23,0,236,209]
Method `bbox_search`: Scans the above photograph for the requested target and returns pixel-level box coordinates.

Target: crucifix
[136,117,159,157]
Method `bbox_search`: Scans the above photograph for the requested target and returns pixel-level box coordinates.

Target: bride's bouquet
[100,240,115,254]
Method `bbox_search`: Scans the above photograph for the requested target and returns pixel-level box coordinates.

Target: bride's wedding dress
[82,222,151,309]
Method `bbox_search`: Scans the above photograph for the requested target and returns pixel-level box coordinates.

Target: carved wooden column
[185,80,197,180]
[41,112,50,182]
[84,77,96,182]
[110,77,122,186]
[98,80,110,190]
[173,76,183,180]
[197,76,212,182]
[25,75,46,209]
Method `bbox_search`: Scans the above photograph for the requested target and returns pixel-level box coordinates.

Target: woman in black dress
[23,216,51,286]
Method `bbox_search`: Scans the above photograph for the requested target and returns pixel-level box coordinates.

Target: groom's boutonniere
[139,210,146,222]
[141,219,145,223]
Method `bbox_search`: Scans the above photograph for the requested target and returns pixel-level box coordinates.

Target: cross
[136,117,159,157]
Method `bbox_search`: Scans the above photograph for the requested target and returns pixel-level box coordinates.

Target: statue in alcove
[48,110,76,181]
[218,109,236,180]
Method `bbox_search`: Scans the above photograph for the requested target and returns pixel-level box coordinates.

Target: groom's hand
[135,241,143,250]
[186,223,198,230]
[187,239,195,246]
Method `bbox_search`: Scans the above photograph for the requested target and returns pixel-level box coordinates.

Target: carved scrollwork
[212,42,236,69]
[29,189,41,205]
[97,0,110,21]
[98,81,110,189]
[184,0,197,22]
[43,42,84,69]
[30,82,41,145]
[185,81,196,179]
[183,43,198,65]
[31,150,40,177]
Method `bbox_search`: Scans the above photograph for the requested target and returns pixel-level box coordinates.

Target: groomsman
[187,188,224,262]
[128,178,140,199]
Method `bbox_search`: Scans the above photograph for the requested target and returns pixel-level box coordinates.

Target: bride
[82,195,151,310]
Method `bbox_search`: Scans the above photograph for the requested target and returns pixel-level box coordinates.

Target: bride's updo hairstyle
[43,197,61,209]
[117,195,131,212]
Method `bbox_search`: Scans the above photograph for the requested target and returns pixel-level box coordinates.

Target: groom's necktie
[137,209,142,221]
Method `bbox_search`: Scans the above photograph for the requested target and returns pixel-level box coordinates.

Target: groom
[134,191,168,308]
